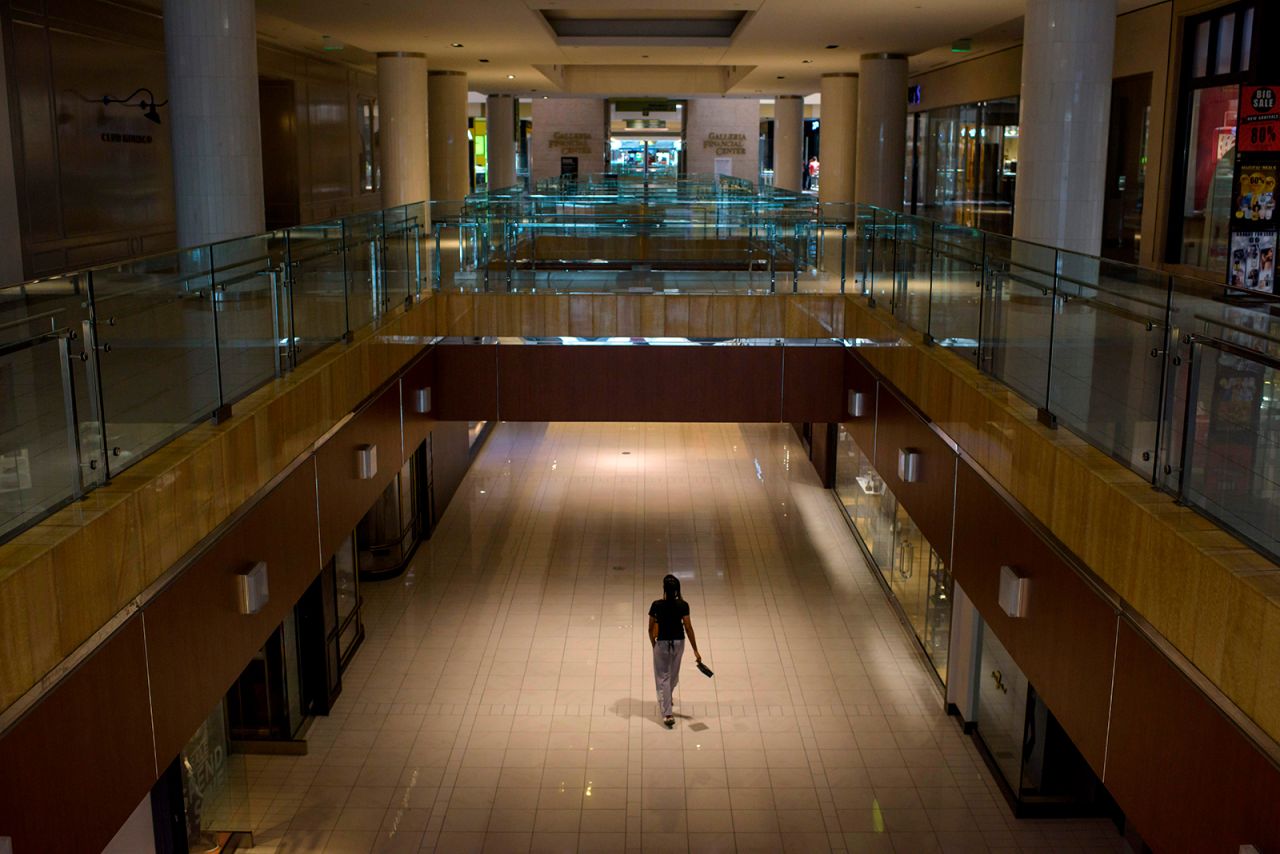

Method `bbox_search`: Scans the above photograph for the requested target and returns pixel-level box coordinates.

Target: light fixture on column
[99,88,167,125]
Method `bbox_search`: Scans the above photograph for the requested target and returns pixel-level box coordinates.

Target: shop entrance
[609,137,682,183]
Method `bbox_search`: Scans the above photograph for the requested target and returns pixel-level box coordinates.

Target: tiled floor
[239,421,1126,853]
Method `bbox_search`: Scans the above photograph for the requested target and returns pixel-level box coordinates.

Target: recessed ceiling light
[542,95,549,99]
[802,60,813,64]
[825,44,839,49]
[507,74,516,79]
[641,54,649,59]
[776,75,786,79]
[479,58,489,63]
[450,42,463,48]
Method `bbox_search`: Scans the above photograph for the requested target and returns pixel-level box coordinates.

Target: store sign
[548,131,593,154]
[703,132,746,155]
[1239,85,1280,152]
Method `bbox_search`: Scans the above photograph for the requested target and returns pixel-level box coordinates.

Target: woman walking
[648,574,702,728]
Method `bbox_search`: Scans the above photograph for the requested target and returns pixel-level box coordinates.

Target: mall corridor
[232,423,1123,854]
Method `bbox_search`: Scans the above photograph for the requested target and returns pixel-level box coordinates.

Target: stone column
[772,95,803,192]
[376,53,429,206]
[1012,0,1116,253]
[818,74,858,204]
[427,71,469,201]
[485,95,516,191]
[855,54,907,210]
[163,0,264,247]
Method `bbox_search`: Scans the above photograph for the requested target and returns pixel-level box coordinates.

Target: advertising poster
[1228,231,1276,293]
[1232,162,1277,223]
[1239,85,1280,153]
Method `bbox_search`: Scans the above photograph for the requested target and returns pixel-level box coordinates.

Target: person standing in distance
[648,574,702,728]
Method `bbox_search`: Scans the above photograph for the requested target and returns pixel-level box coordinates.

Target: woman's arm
[648,615,659,647]
[682,616,701,662]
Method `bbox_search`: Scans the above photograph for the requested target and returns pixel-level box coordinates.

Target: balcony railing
[1,182,1276,564]
[0,202,430,543]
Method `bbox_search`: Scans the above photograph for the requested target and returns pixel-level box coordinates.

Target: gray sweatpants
[653,639,685,717]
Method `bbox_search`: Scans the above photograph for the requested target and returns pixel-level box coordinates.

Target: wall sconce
[356,444,378,479]
[236,561,270,615]
[847,390,868,418]
[412,387,432,415]
[101,88,167,125]
[897,448,921,483]
[998,565,1029,618]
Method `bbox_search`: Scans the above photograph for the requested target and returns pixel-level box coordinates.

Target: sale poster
[1228,231,1276,293]
[1232,162,1277,223]
[1239,85,1280,152]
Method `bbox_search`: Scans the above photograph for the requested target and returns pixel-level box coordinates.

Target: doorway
[609,137,682,183]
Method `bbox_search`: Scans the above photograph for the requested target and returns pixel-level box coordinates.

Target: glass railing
[3,182,1276,563]
[0,202,429,543]
[845,204,1280,560]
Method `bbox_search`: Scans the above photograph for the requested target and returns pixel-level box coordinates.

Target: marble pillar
[485,94,516,191]
[163,0,264,247]
[818,74,858,204]
[855,54,907,210]
[376,53,429,206]
[427,71,469,201]
[772,95,804,192]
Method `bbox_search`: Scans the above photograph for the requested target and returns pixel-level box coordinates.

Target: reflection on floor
[240,422,1123,853]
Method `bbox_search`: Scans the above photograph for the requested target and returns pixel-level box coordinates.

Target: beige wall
[684,98,760,181]
[530,98,608,184]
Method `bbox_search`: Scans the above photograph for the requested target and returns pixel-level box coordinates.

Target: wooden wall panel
[143,462,322,766]
[0,617,155,854]
[871,386,956,554]
[952,462,1117,774]
[433,343,498,421]
[315,382,404,561]
[430,421,474,527]
[494,345,785,422]
[843,350,878,456]
[1105,620,1280,853]
[781,347,845,423]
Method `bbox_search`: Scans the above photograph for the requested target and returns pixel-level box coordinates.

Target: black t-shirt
[649,598,690,641]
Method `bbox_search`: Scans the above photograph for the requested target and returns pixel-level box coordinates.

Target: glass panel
[834,425,897,579]
[981,235,1058,407]
[895,215,932,329]
[1192,19,1211,78]
[286,220,347,362]
[929,222,985,360]
[335,532,359,625]
[1240,8,1254,71]
[1049,253,1169,479]
[181,702,251,842]
[975,622,1029,791]
[1215,14,1235,76]
[210,234,287,404]
[916,99,1019,235]
[89,248,220,474]
[888,501,950,680]
[1177,84,1238,274]
[343,211,383,331]
[0,335,81,539]
[1179,341,1280,556]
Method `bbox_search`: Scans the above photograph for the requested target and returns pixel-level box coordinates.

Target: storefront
[1166,1,1271,281]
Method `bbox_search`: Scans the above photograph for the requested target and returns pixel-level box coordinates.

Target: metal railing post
[1038,248,1060,428]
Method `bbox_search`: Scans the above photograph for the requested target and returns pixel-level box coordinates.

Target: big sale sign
[1239,85,1280,152]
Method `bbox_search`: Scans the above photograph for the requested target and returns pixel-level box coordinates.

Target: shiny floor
[241,422,1125,853]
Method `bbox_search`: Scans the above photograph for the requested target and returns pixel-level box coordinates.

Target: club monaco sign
[548,131,594,154]
[704,132,747,155]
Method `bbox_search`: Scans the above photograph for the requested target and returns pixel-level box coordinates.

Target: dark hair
[662,574,681,601]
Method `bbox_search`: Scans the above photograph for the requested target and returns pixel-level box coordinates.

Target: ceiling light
[479,58,490,63]
[825,44,839,49]
[450,42,463,48]
[802,60,812,64]
[507,74,515,79]
[776,75,786,79]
